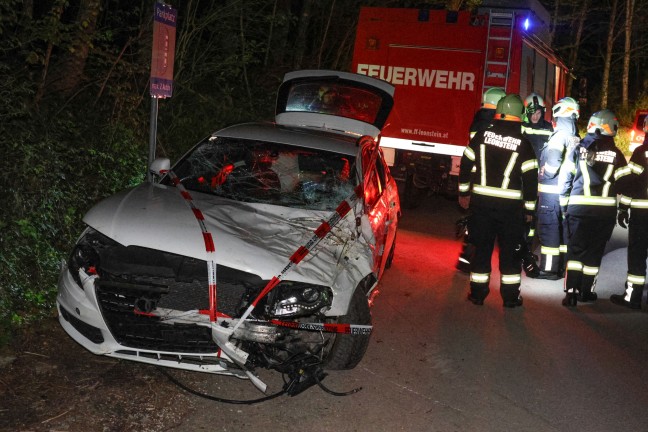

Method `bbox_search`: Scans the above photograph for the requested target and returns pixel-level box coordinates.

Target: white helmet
[524,93,545,115]
[552,97,580,119]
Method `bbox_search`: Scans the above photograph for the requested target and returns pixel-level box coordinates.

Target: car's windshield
[165,136,358,211]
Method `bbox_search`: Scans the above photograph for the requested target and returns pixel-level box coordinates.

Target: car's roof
[212,122,360,156]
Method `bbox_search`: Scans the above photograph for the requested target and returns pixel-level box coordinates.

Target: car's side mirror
[149,158,170,182]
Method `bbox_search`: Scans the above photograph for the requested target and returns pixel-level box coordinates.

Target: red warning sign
[150,2,177,98]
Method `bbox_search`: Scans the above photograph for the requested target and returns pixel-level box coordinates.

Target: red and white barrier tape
[231,135,382,333]
[231,183,364,332]
[168,171,219,322]
[270,319,372,335]
[167,135,382,334]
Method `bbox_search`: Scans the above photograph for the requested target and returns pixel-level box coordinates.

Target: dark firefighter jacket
[522,117,553,159]
[459,120,538,213]
[559,133,630,218]
[469,108,496,139]
[618,136,648,214]
[538,116,580,194]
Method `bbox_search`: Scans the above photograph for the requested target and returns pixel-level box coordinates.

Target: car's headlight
[270,282,333,318]
[68,244,100,287]
[67,228,114,288]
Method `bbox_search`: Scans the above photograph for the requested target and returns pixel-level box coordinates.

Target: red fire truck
[352,1,569,206]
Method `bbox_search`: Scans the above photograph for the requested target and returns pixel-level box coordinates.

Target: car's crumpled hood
[83,182,372,286]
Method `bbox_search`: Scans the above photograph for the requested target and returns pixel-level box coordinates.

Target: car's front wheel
[323,284,372,370]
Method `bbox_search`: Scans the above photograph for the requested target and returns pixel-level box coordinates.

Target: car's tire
[323,285,372,370]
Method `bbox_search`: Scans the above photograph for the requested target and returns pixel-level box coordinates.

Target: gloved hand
[617,209,629,229]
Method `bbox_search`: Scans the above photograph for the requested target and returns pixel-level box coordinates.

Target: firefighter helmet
[496,94,525,121]
[586,109,619,136]
[552,97,580,119]
[482,87,506,109]
[524,93,545,115]
[318,86,338,99]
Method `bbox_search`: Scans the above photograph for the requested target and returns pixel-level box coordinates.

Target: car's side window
[375,152,387,190]
[362,145,386,208]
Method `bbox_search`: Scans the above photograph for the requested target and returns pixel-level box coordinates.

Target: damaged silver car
[57,70,400,394]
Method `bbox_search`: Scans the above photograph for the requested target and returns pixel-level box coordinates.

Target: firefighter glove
[617,209,629,229]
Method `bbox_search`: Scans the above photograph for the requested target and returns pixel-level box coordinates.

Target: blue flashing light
[524,17,530,31]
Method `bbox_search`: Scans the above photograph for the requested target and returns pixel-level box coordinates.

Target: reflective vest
[559,133,630,217]
[459,120,538,212]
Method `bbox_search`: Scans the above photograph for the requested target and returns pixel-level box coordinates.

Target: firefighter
[559,109,630,307]
[610,115,648,309]
[522,93,554,158]
[458,94,538,308]
[535,97,581,279]
[456,87,506,273]
[309,86,354,115]
[518,93,553,276]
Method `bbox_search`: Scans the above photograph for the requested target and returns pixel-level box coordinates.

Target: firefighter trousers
[537,192,563,273]
[467,205,524,302]
[625,211,648,302]
[563,213,615,295]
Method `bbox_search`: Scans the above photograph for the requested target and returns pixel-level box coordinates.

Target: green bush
[0,94,147,343]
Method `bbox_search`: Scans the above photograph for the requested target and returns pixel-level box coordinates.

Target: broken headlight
[270,282,333,318]
[67,228,114,288]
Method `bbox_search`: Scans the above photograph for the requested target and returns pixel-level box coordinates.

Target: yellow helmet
[496,94,525,122]
[482,87,506,109]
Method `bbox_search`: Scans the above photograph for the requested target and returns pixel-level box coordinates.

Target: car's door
[361,142,399,277]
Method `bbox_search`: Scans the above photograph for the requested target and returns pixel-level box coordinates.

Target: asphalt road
[170,195,648,432]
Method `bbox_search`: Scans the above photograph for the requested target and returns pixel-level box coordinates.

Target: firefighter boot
[577,289,598,303]
[536,270,560,280]
[562,288,577,307]
[610,282,643,310]
[467,283,489,306]
[503,295,524,308]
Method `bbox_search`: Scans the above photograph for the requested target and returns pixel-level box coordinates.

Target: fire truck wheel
[323,284,372,370]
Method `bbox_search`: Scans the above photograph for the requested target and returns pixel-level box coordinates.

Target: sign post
[148,2,177,181]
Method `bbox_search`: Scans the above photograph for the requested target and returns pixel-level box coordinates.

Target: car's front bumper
[56,261,248,378]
